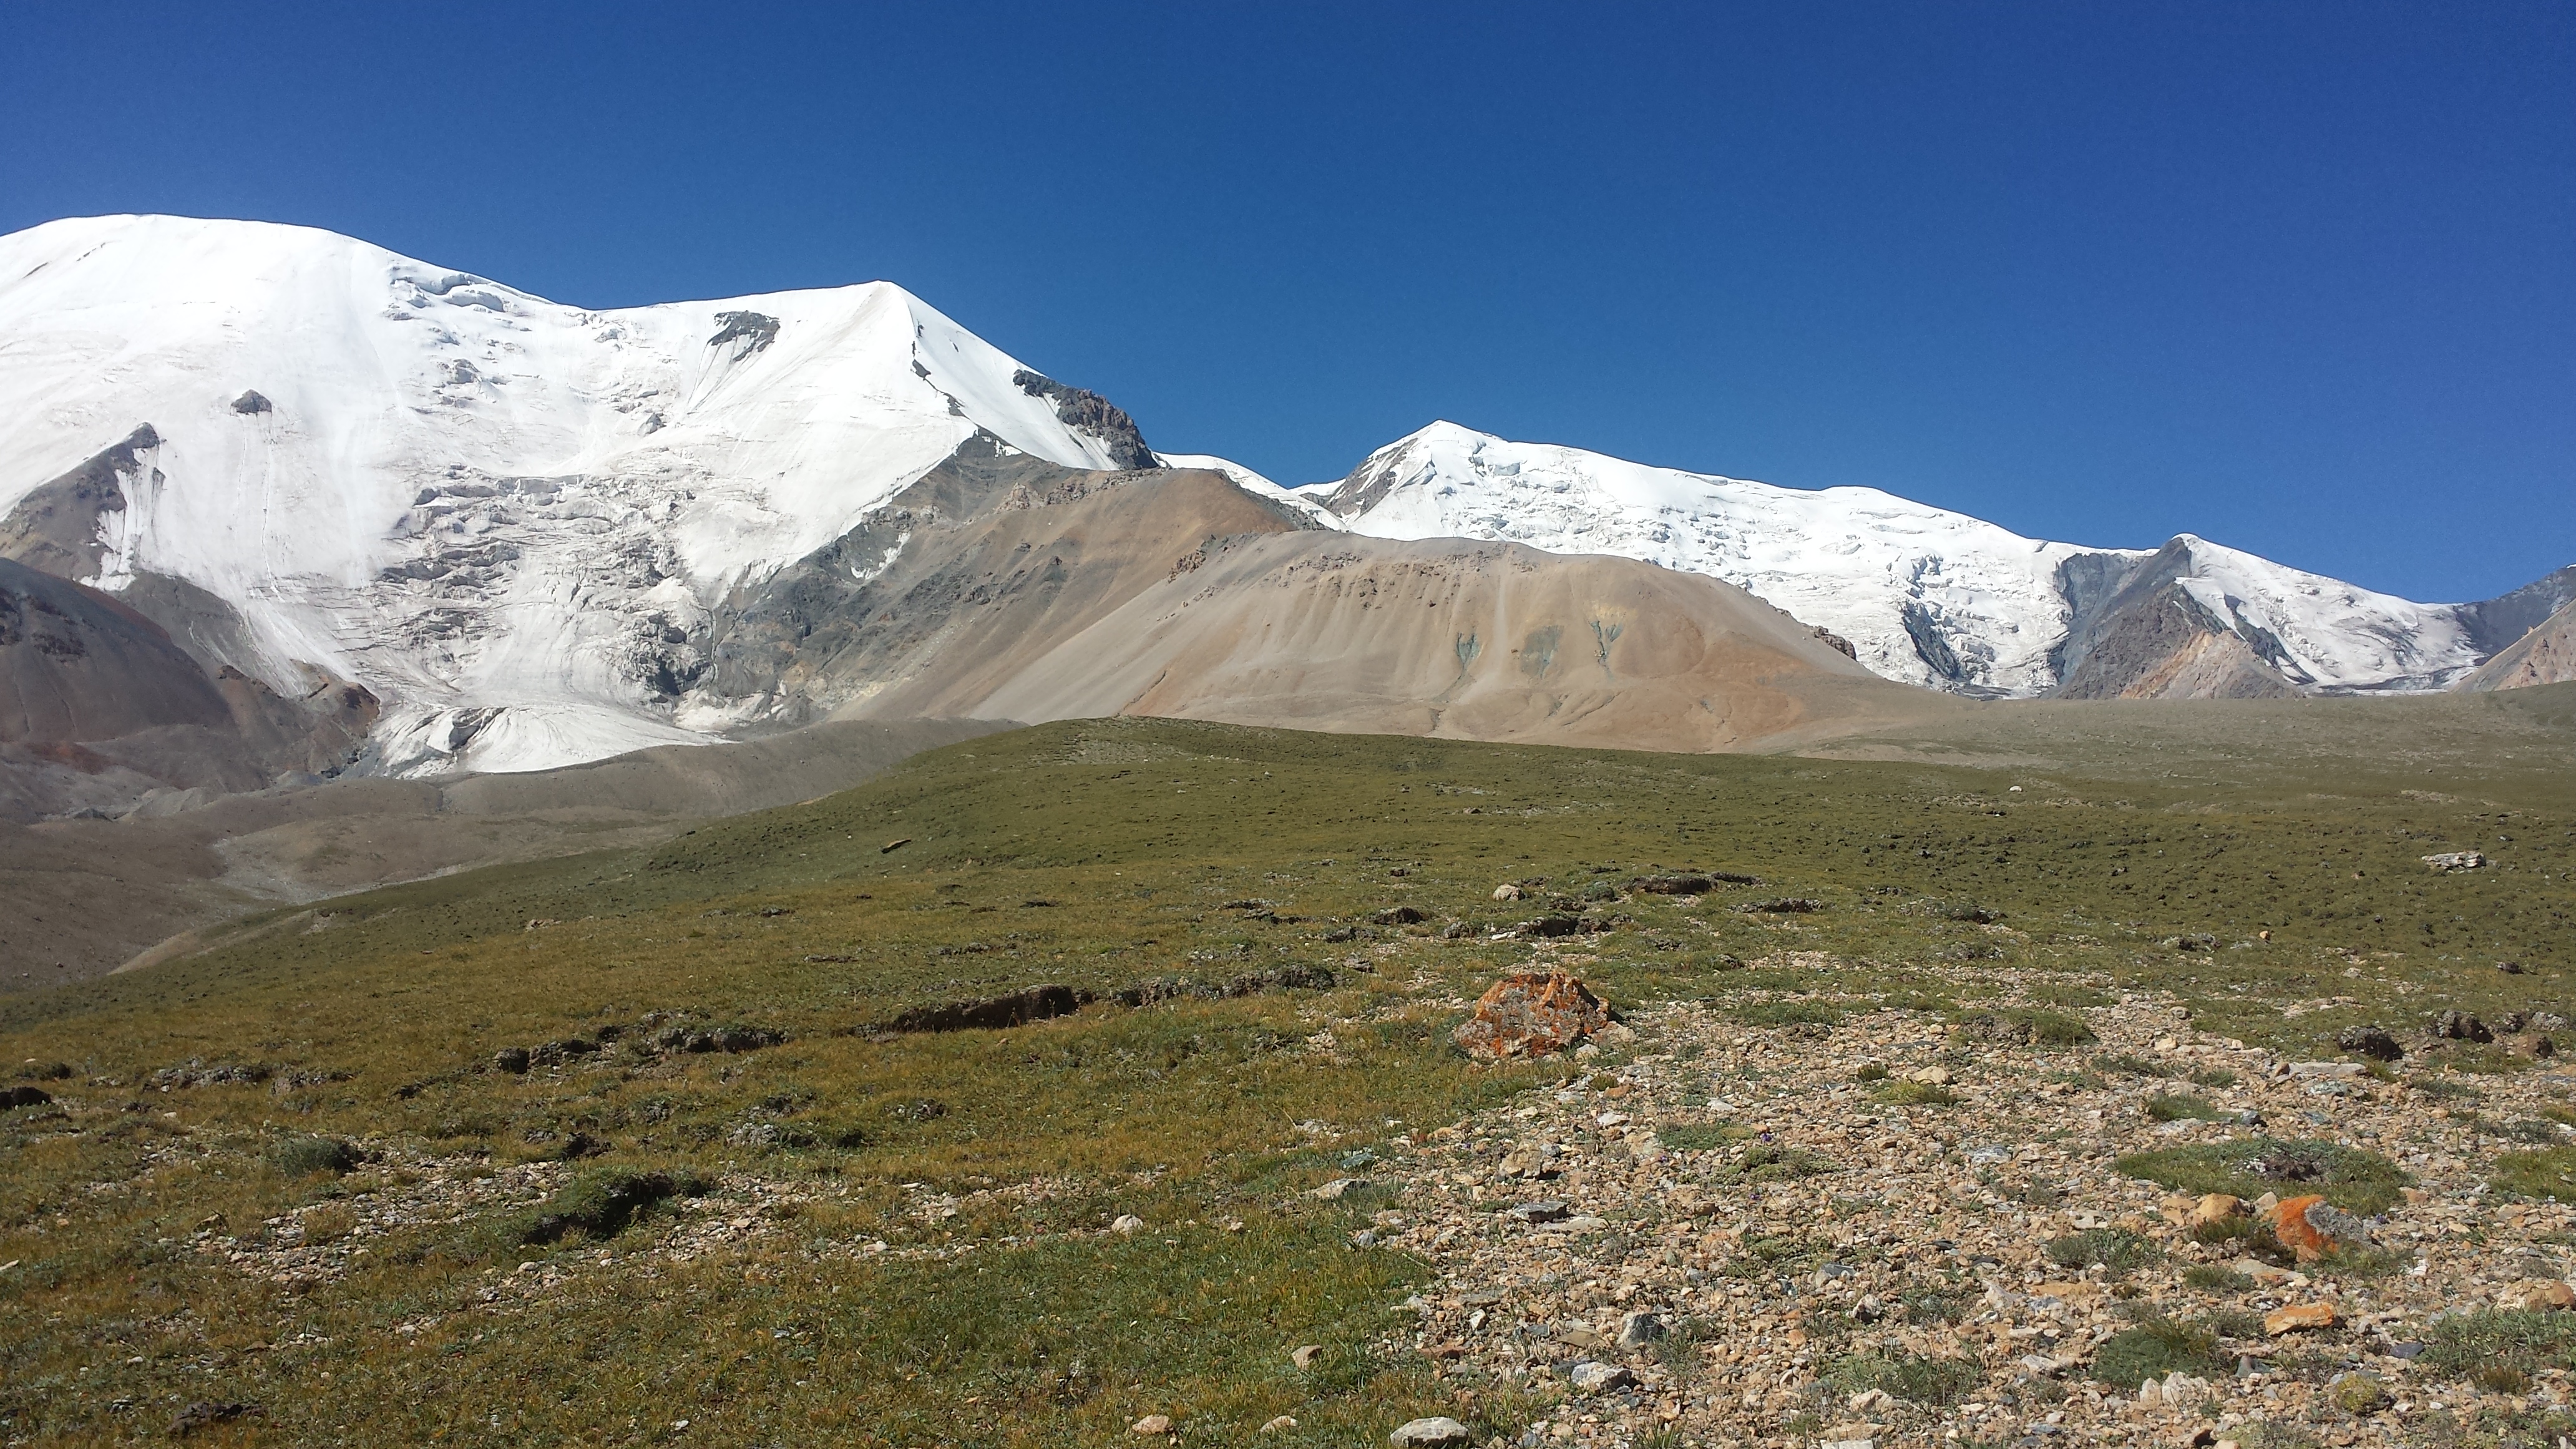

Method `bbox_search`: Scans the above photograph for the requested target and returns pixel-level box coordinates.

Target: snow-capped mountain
[2,216,2559,793]
[0,215,1174,773]
[1312,422,2497,698]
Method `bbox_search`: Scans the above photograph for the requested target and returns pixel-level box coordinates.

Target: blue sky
[4,2,2569,602]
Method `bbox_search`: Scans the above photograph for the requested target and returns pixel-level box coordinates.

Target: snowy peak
[1318,421,2128,696]
[1314,423,2501,699]
[0,215,1176,774]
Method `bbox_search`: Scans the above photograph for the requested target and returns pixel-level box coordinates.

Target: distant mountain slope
[2457,597,2576,692]
[975,529,1915,753]
[1313,422,2523,700]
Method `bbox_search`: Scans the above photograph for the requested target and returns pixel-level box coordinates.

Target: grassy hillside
[1,714,2570,1445]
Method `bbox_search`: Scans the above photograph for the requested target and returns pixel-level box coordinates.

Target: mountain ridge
[0,215,2564,803]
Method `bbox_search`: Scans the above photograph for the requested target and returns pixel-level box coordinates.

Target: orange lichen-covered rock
[2263,1302,2338,1335]
[2268,1194,2373,1263]
[1453,971,1611,1060]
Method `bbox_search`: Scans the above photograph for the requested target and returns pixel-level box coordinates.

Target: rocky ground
[1360,962,2576,1448]
[153,955,2576,1449]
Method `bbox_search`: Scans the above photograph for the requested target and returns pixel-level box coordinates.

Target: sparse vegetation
[2493,1147,2576,1201]
[0,713,2569,1444]
[2117,1137,2411,1214]
[2092,1317,2226,1388]
[2047,1226,2160,1272]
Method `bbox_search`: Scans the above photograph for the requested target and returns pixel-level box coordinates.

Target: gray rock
[1617,1310,1665,1348]
[1508,1199,1571,1223]
[1388,1418,1473,1447]
[1568,1360,1636,1392]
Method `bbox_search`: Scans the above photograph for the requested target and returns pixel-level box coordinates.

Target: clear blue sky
[5,2,2569,603]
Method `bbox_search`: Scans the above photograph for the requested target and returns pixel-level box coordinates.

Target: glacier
[0,215,1163,774]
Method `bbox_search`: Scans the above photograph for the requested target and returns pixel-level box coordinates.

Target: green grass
[2115,1136,2411,1214]
[2493,1147,2576,1201]
[2145,1093,2223,1123]
[1657,1123,1750,1153]
[1954,1007,2097,1048]
[0,712,2570,1445]
[2046,1227,2161,1272]
[2423,1309,2576,1385]
[2092,1317,2227,1388]
[1829,1350,1983,1406]
[1870,1080,1958,1108]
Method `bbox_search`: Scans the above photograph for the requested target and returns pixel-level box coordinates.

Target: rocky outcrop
[1011,369,1158,470]
[2050,540,2301,700]
[2455,595,2576,691]
[0,425,158,582]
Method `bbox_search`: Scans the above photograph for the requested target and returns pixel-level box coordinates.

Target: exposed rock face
[0,425,159,582]
[1453,971,1611,1059]
[2051,541,2301,700]
[706,437,1304,722]
[0,555,378,819]
[1011,369,1158,470]
[2455,563,2576,657]
[2456,595,2576,691]
[0,556,233,744]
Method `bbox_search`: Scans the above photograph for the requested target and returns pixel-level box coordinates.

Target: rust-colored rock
[2263,1302,2338,1335]
[1453,971,1611,1060]
[2268,1194,2369,1263]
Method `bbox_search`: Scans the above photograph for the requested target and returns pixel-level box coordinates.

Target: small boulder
[1491,884,1521,900]
[1453,971,1610,1059]
[1373,905,1428,926]
[1906,1066,1954,1086]
[2191,1194,2245,1227]
[2263,1302,2337,1335]
[2270,1195,2371,1262]
[1617,1310,1665,1348]
[0,1085,53,1110]
[1312,1178,1368,1201]
[1508,1199,1571,1224]
[1289,1344,1323,1369]
[1388,1417,1474,1447]
[2497,1279,2576,1312]
[492,1047,532,1075]
[1568,1361,1636,1393]
[2435,1010,2492,1043]
[1129,1414,1172,1435]
[2328,1373,2389,1413]
[2421,851,2486,872]
[1110,1214,1145,1234]
[2334,1025,2403,1062]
